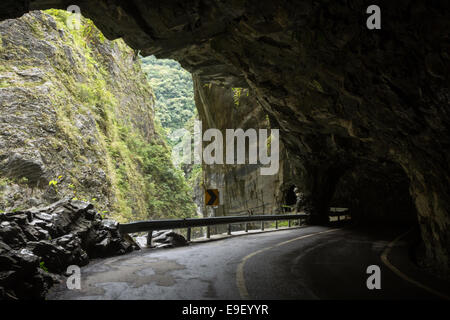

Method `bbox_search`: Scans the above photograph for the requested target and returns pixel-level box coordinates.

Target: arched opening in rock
[0,9,202,222]
[1,1,448,274]
[331,161,418,227]
[284,185,297,210]
[140,55,196,139]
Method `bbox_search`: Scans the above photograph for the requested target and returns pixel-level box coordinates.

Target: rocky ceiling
[1,0,449,274]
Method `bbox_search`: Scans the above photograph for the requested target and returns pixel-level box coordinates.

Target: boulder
[0,199,135,300]
[101,219,118,231]
[3,212,30,225]
[151,230,188,248]
[0,221,28,248]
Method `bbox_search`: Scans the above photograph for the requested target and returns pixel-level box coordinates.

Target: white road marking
[236,228,339,299]
[381,228,450,300]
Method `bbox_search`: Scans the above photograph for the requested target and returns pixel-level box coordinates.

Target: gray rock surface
[151,230,188,248]
[134,230,188,249]
[0,199,138,300]
[0,1,448,275]
[0,10,159,222]
[35,0,446,275]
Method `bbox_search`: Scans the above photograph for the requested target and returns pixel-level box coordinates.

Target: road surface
[47,225,449,300]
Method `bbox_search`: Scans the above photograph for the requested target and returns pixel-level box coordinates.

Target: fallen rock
[151,230,188,248]
[134,234,148,248]
[101,219,119,231]
[0,198,137,300]
[0,221,28,249]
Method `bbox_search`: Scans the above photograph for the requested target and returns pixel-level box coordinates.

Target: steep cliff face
[1,1,449,274]
[0,10,195,222]
[194,76,292,219]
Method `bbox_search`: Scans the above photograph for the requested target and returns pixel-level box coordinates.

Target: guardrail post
[337,215,340,222]
[118,213,310,238]
[187,227,191,242]
[288,220,291,228]
[147,230,153,247]
[227,224,232,235]
[298,218,301,226]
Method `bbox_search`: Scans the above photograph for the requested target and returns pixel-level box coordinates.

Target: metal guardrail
[329,207,350,221]
[119,208,350,244]
[330,207,349,213]
[119,213,308,234]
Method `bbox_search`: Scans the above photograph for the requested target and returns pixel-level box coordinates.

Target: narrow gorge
[0,10,196,299]
[0,10,196,223]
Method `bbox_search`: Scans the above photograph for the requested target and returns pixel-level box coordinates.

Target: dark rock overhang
[1,0,449,273]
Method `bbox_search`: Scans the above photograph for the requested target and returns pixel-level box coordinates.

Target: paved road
[47,225,449,300]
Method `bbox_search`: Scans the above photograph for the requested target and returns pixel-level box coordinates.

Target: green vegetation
[0,177,11,188]
[181,114,203,182]
[39,261,48,273]
[18,177,29,185]
[41,10,196,222]
[48,175,62,192]
[140,55,196,138]
[0,10,199,221]
[187,164,203,185]
[231,87,249,107]
[140,55,203,192]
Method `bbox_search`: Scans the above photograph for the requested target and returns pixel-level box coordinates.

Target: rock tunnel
[1,0,448,275]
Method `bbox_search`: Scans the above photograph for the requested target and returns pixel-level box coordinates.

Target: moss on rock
[0,10,196,222]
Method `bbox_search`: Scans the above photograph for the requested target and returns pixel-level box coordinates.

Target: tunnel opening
[139,54,203,197]
[329,161,428,269]
[331,161,418,227]
[0,9,204,224]
[0,0,448,279]
[139,54,205,236]
[284,185,297,212]
[140,55,196,140]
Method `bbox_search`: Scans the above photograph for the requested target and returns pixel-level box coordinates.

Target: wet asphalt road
[47,225,449,300]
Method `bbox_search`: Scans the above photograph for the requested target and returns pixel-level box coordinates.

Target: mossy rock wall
[0,10,196,222]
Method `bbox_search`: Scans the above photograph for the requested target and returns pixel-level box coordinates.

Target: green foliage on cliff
[118,123,196,220]
[0,10,196,222]
[51,10,196,222]
[231,87,249,107]
[140,54,203,192]
[140,55,196,137]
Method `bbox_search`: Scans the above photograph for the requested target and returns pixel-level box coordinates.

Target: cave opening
[139,54,204,220]
[140,55,196,141]
[0,9,206,224]
[1,1,448,276]
[331,161,418,228]
[284,185,297,211]
[328,161,429,270]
